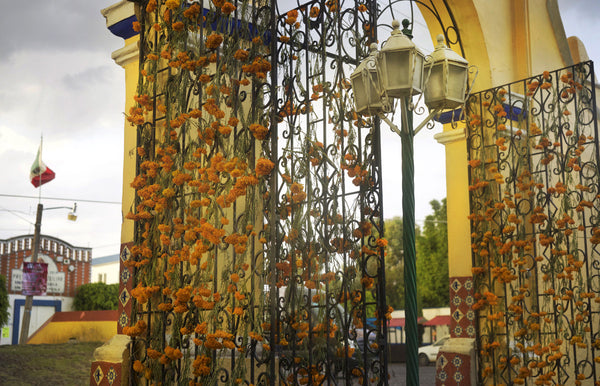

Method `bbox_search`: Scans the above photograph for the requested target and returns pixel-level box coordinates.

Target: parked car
[418,337,449,366]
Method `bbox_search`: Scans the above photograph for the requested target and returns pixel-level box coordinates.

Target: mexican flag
[30,144,55,188]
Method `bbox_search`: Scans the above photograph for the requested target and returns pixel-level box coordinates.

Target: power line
[0,193,121,205]
[0,205,35,225]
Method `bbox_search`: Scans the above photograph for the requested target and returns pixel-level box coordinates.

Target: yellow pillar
[434,126,472,279]
[91,2,140,385]
[432,124,477,385]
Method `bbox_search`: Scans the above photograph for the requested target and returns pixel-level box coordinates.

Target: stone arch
[417,0,571,90]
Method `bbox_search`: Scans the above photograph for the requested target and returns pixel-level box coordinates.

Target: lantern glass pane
[448,64,468,102]
[425,63,444,103]
[352,71,383,114]
[382,51,410,91]
[412,53,424,94]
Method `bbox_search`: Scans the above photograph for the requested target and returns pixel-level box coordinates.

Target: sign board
[22,262,48,296]
[11,269,65,294]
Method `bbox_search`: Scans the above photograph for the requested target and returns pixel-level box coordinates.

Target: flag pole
[38,135,43,203]
[22,134,44,344]
[19,203,43,344]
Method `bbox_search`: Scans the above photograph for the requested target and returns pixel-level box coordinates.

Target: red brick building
[0,234,92,344]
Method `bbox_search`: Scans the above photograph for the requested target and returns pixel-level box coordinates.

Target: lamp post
[351,19,469,386]
[19,203,77,344]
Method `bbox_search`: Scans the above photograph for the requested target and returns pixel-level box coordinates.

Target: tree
[416,199,449,308]
[73,282,119,311]
[0,275,9,327]
[384,216,405,310]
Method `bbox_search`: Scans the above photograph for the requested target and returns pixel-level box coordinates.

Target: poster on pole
[22,262,48,296]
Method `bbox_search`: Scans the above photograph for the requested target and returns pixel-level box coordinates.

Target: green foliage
[73,282,119,311]
[0,275,9,326]
[384,216,405,310]
[416,199,449,308]
[384,199,449,312]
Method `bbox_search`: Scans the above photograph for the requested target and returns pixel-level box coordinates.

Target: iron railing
[467,61,600,385]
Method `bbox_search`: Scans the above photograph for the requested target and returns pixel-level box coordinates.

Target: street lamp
[19,202,77,344]
[350,19,469,386]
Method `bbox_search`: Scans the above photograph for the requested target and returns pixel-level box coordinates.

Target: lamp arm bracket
[377,113,402,138]
[413,108,441,135]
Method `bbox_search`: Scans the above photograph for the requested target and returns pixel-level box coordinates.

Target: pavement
[388,363,436,385]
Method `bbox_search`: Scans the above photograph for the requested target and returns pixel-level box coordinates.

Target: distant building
[91,254,120,284]
[0,234,92,344]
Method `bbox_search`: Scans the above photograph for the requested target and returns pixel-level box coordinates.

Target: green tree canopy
[384,216,405,310]
[0,275,9,326]
[73,282,119,311]
[384,199,449,313]
[416,198,449,308]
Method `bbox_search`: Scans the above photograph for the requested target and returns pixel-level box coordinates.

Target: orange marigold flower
[255,158,275,177]
[233,49,249,61]
[206,33,223,49]
[146,0,157,13]
[468,159,481,168]
[249,123,269,140]
[165,0,179,10]
[133,360,144,373]
[132,21,141,32]
[358,4,367,12]
[221,2,236,15]
[172,21,184,31]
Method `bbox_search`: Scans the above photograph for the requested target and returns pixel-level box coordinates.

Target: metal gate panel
[467,61,600,385]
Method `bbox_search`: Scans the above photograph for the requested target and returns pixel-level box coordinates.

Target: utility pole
[19,203,43,344]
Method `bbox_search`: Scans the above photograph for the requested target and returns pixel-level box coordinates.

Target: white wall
[91,262,119,284]
[0,294,74,345]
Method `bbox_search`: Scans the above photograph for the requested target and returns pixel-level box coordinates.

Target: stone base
[90,334,130,386]
[435,338,476,386]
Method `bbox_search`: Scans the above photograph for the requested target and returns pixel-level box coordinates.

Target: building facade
[0,234,92,344]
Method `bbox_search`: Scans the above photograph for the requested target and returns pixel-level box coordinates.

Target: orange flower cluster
[205,33,223,49]
[123,319,147,337]
[241,56,271,79]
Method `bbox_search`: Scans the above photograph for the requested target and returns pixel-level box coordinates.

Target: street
[388,363,436,385]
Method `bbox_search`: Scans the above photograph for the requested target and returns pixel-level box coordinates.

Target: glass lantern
[378,20,425,98]
[424,34,469,110]
[350,43,384,115]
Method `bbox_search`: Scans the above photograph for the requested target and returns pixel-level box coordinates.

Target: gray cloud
[0,1,121,58]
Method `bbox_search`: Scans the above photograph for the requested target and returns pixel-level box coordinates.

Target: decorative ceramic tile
[465,309,475,321]
[438,370,448,383]
[453,325,463,337]
[453,371,464,383]
[451,278,462,292]
[120,245,131,262]
[452,308,464,322]
[452,295,463,307]
[106,367,117,385]
[120,268,131,283]
[93,366,104,384]
[90,361,122,386]
[118,311,129,328]
[436,276,477,385]
[119,288,131,307]
[437,353,448,369]
[465,295,474,306]
[466,324,476,337]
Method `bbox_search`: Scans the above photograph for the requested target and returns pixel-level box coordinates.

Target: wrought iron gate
[467,61,600,385]
[124,0,464,385]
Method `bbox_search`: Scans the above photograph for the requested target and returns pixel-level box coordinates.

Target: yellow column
[91,3,140,385]
[432,125,477,385]
[434,126,471,278]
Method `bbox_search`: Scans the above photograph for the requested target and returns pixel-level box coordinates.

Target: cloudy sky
[0,1,598,259]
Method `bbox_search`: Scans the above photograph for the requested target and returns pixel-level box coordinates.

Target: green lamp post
[350,19,469,386]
